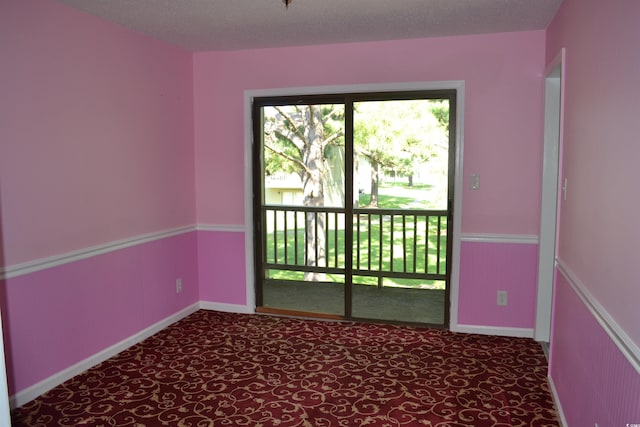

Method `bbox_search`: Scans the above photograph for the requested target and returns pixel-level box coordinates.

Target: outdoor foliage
[353,99,449,206]
[260,98,450,288]
[263,104,344,280]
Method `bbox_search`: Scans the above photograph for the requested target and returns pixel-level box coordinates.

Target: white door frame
[535,49,565,342]
[0,309,11,420]
[244,81,465,325]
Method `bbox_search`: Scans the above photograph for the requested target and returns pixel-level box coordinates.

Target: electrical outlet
[497,291,508,306]
[176,278,183,294]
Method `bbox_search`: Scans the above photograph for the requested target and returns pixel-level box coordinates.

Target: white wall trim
[0,225,197,280]
[0,312,11,425]
[535,47,565,343]
[10,303,200,409]
[196,224,245,233]
[547,375,568,427]
[244,80,467,99]
[0,224,251,281]
[451,324,534,338]
[556,258,640,375]
[199,301,255,314]
[445,81,465,335]
[460,233,539,244]
[451,232,539,337]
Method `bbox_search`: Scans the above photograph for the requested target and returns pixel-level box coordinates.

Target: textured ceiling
[56,0,563,51]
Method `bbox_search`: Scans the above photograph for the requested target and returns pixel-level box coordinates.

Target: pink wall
[546,0,640,423]
[193,31,545,235]
[546,0,640,347]
[193,32,546,323]
[1,232,199,395]
[0,0,199,398]
[458,241,538,328]
[551,273,640,426]
[197,231,246,305]
[0,0,196,266]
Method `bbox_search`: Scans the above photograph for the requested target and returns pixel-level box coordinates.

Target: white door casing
[535,49,565,342]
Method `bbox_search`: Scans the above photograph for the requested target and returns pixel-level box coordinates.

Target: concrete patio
[261,281,446,326]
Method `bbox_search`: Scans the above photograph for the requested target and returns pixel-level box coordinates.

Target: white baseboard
[548,375,567,427]
[10,302,256,408]
[10,303,200,409]
[451,324,534,338]
[10,302,538,409]
[199,301,254,314]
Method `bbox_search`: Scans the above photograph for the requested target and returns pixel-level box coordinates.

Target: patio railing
[262,205,448,284]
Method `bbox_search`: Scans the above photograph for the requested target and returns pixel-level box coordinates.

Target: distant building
[264,172,304,205]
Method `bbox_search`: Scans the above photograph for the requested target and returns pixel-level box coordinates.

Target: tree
[353,100,449,206]
[263,104,344,281]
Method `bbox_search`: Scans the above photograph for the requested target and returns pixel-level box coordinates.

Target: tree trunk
[302,106,326,281]
[369,160,380,207]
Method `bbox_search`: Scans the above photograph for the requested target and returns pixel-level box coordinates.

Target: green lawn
[265,184,447,289]
[358,183,433,209]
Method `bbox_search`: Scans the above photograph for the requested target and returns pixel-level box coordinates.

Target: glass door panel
[351,99,451,325]
[257,103,347,317]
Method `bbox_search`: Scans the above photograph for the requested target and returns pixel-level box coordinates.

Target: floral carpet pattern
[12,310,559,426]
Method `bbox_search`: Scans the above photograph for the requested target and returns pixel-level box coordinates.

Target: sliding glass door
[253,91,455,326]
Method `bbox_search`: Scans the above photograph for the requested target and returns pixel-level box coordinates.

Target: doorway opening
[536,50,565,343]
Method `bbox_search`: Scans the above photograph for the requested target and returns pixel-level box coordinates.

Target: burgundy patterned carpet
[12,310,559,426]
